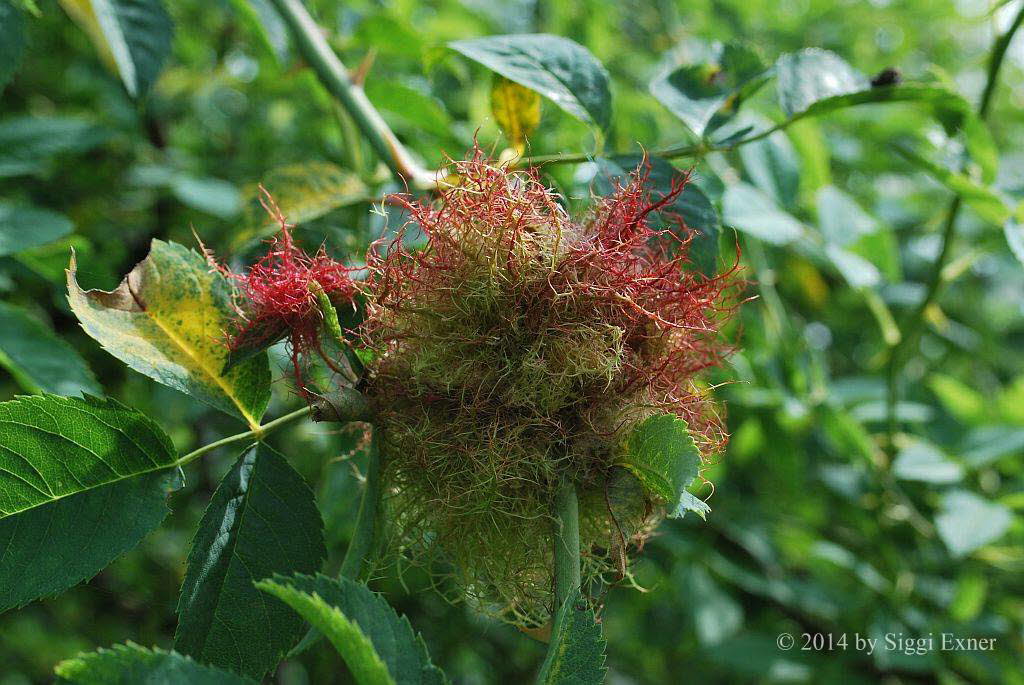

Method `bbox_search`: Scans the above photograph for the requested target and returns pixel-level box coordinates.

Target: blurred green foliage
[1,0,1023,683]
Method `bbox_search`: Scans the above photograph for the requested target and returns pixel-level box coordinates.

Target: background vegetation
[2,0,1023,683]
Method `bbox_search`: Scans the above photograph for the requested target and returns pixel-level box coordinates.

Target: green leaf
[935,490,1012,558]
[928,373,985,423]
[170,175,242,219]
[0,394,180,612]
[256,573,446,685]
[738,129,799,209]
[962,113,998,184]
[450,34,611,130]
[594,155,721,276]
[650,43,768,138]
[1004,217,1024,268]
[55,643,253,684]
[824,244,880,289]
[722,182,805,245]
[0,202,73,256]
[537,590,607,685]
[365,79,454,140]
[174,445,326,681]
[894,142,1010,225]
[0,302,100,396]
[75,0,174,98]
[0,116,109,177]
[892,440,963,484]
[67,239,271,427]
[673,490,712,520]
[235,161,368,246]
[617,414,702,515]
[775,48,869,117]
[225,0,289,63]
[0,1,26,95]
[817,185,900,281]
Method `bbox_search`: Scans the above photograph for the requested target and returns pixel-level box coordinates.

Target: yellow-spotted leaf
[67,239,270,427]
[491,75,540,152]
[234,161,368,247]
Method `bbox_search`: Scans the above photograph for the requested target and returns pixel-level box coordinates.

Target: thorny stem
[268,0,435,189]
[883,4,1024,458]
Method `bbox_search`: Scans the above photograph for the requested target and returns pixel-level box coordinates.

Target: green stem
[268,0,434,188]
[516,111,786,168]
[339,437,383,580]
[175,406,312,467]
[290,433,384,657]
[552,481,581,611]
[884,4,1024,456]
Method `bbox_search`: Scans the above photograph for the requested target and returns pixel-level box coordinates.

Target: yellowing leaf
[235,161,368,247]
[490,76,540,152]
[67,239,270,427]
[58,0,118,72]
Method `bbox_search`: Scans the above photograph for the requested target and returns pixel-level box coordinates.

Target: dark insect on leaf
[870,67,902,88]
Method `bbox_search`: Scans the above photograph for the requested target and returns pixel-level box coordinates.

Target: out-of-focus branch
[269,0,436,189]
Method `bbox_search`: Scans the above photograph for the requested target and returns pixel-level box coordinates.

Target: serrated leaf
[491,75,541,151]
[0,302,100,396]
[67,239,271,427]
[594,155,721,276]
[0,202,73,256]
[55,642,253,684]
[537,590,607,685]
[450,34,611,130]
[174,445,324,680]
[617,413,701,516]
[256,573,446,685]
[0,116,109,178]
[235,161,368,246]
[0,2,26,95]
[650,42,768,138]
[935,490,1012,557]
[722,182,805,245]
[62,0,173,98]
[0,394,180,612]
[673,490,711,520]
